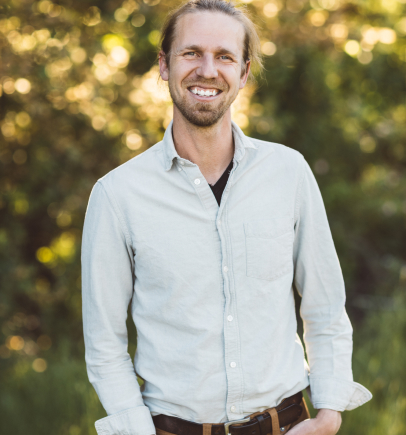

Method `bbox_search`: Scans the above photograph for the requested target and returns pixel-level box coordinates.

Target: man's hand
[287,408,342,435]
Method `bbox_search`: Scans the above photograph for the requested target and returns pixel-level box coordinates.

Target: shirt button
[180,161,184,165]
[218,220,221,225]
[227,315,233,322]
[194,178,200,185]
[230,405,236,412]
[230,362,236,368]
[178,167,182,171]
[223,266,228,273]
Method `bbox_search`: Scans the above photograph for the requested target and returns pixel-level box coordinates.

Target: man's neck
[172,109,234,185]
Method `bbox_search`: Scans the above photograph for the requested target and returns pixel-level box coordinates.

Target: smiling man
[81,1,372,435]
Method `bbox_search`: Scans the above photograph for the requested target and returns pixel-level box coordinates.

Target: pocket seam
[244,218,293,239]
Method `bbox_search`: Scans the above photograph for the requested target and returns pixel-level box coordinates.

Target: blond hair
[159,0,263,78]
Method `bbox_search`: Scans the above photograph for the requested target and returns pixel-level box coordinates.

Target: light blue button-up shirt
[81,121,372,435]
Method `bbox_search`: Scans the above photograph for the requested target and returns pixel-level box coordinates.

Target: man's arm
[81,181,156,435]
[291,159,372,432]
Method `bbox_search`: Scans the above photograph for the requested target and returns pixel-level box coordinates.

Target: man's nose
[196,54,218,79]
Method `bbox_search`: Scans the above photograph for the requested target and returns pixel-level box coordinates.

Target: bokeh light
[32,358,47,373]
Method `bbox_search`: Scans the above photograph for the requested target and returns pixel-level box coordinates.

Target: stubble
[168,78,237,127]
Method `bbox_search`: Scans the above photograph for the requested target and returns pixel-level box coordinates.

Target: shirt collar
[162,119,258,171]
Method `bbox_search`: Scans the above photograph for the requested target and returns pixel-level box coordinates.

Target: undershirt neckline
[208,159,234,206]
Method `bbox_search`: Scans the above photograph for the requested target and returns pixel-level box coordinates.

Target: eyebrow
[177,44,240,59]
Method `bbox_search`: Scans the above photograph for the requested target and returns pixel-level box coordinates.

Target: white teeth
[190,88,218,97]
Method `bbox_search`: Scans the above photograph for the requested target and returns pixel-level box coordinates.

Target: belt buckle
[224,416,250,435]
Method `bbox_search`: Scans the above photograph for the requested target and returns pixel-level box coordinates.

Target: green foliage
[1,341,104,435]
[339,288,406,434]
[0,0,405,433]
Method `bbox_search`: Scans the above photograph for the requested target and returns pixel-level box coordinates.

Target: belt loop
[256,413,267,435]
[269,408,280,435]
[203,423,212,435]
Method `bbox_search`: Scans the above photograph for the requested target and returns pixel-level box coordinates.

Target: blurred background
[0,0,405,434]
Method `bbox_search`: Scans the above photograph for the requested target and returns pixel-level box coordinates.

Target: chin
[183,111,224,127]
[175,101,229,127]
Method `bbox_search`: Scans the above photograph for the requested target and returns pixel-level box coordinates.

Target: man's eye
[220,55,232,61]
[184,52,197,57]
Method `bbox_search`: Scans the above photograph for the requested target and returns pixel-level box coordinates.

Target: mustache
[183,79,228,91]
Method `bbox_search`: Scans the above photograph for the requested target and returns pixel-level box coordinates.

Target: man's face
[159,12,250,127]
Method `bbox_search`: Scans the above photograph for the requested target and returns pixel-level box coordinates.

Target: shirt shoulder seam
[97,180,133,249]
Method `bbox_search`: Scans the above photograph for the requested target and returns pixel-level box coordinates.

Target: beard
[168,78,236,127]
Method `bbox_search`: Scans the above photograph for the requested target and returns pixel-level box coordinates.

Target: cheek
[223,65,243,85]
[173,62,200,85]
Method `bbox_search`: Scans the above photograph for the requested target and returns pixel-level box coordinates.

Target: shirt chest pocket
[244,217,294,281]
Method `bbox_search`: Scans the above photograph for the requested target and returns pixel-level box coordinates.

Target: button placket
[215,171,244,422]
[181,162,219,218]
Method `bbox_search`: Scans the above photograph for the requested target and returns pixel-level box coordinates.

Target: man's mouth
[188,86,222,97]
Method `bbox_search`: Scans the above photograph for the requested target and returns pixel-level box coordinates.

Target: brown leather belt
[153,391,303,435]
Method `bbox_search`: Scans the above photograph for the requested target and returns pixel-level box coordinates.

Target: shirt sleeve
[293,158,372,412]
[81,181,156,435]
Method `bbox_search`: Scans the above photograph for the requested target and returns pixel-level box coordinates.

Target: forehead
[173,11,245,57]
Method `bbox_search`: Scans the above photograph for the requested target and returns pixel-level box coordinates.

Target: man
[81,1,372,435]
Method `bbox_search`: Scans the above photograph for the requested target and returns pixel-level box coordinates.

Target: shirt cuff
[308,375,373,411]
[95,405,156,435]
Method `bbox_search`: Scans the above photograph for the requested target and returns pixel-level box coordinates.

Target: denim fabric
[81,121,372,435]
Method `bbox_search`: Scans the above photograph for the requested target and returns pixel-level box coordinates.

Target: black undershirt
[208,159,234,206]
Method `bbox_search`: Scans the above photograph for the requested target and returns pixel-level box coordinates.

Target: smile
[188,86,222,98]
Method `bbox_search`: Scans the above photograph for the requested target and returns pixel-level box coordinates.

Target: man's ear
[159,50,169,81]
[239,59,251,89]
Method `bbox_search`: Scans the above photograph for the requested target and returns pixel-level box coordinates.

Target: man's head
[158,0,262,128]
